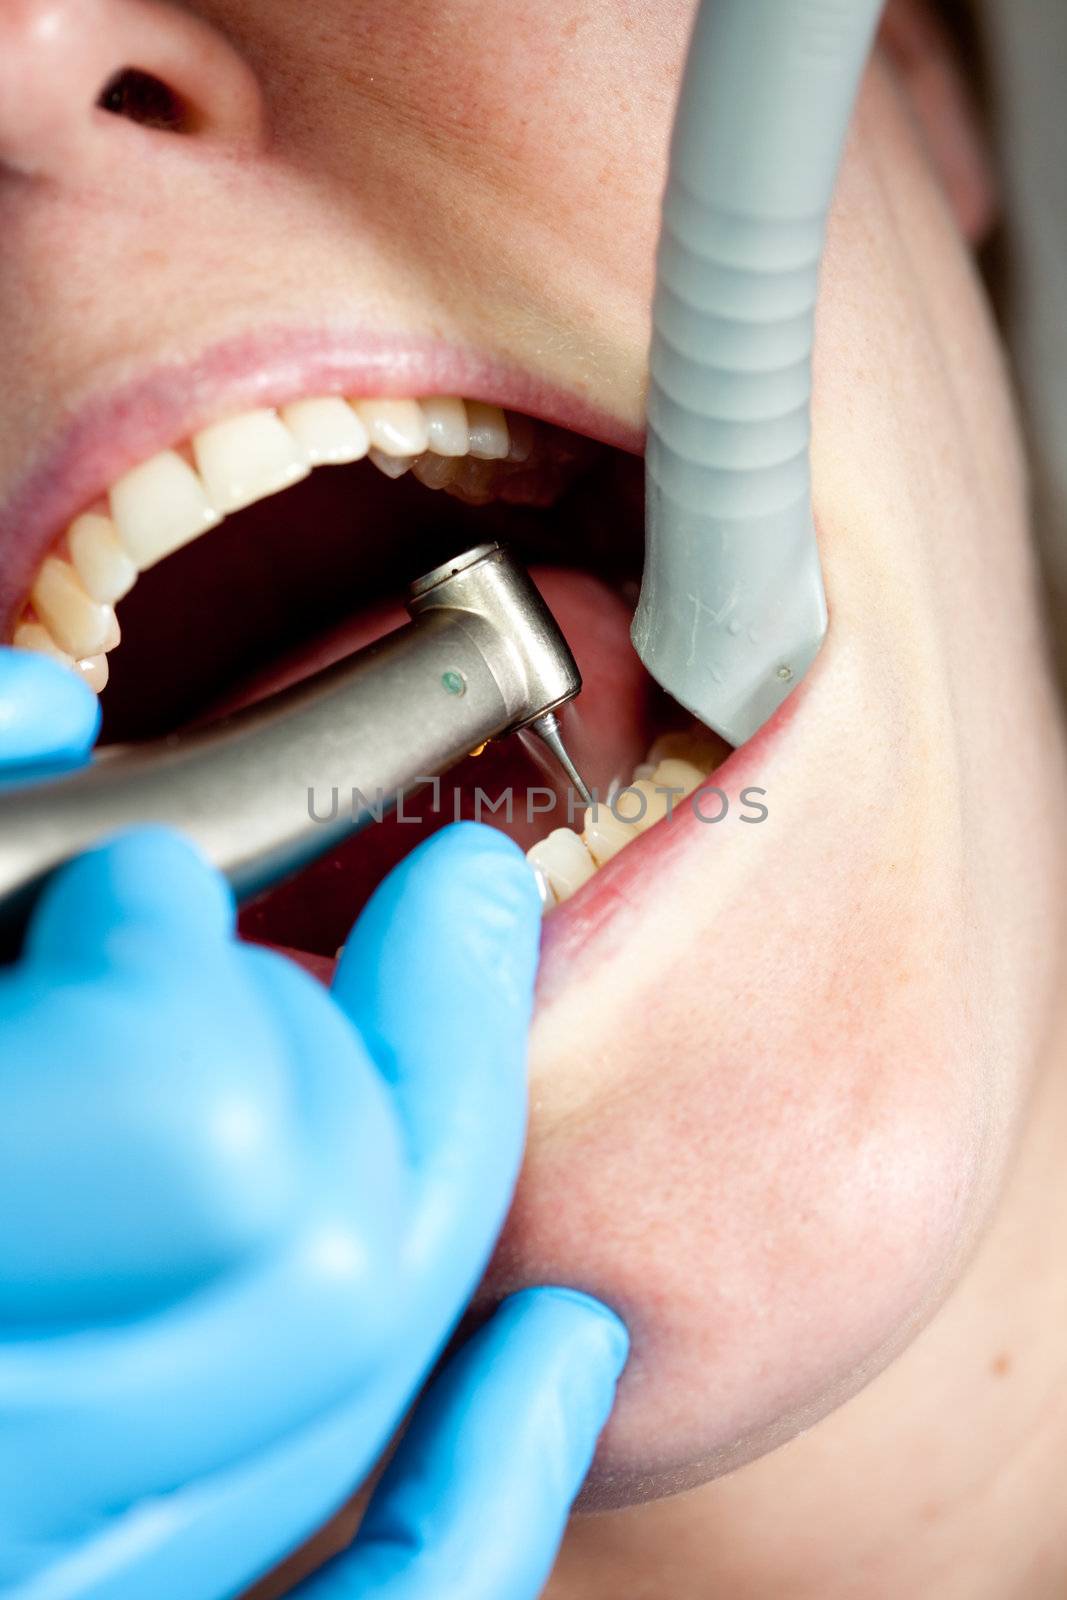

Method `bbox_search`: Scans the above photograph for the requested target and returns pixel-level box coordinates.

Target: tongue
[237,567,658,958]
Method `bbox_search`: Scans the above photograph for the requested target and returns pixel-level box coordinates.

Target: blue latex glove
[0,648,628,1600]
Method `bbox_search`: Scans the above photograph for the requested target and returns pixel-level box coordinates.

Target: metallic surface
[528,712,593,808]
[0,544,587,950]
[409,543,582,729]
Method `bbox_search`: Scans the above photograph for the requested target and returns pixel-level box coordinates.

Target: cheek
[485,872,988,1503]
[479,608,1010,1503]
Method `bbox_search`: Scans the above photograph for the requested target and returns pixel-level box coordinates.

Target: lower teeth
[526,728,722,911]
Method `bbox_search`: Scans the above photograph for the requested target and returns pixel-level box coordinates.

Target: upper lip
[0,324,645,634]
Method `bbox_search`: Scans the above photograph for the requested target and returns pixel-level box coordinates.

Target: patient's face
[2,0,1064,1505]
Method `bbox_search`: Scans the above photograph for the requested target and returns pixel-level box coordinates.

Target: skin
[4,1,1067,1595]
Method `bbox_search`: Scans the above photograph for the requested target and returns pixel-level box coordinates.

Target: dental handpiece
[634,0,885,745]
[0,543,589,954]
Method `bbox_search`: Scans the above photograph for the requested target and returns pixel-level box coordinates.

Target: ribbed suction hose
[633,0,884,745]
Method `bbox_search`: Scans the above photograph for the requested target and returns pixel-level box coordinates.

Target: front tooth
[352,398,429,457]
[527,829,597,905]
[465,401,510,460]
[192,409,310,515]
[368,448,415,480]
[528,860,558,913]
[582,801,639,866]
[68,513,137,604]
[420,396,469,457]
[30,557,115,658]
[280,397,370,465]
[13,619,74,669]
[110,449,222,569]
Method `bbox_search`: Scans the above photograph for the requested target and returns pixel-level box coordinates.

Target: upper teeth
[10,395,515,694]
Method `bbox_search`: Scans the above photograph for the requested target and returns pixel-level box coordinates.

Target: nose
[0,0,265,182]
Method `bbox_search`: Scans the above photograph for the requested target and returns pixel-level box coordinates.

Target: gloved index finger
[293,1288,629,1600]
[332,822,542,1283]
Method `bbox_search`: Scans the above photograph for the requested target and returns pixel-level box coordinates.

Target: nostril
[0,1,266,181]
[97,67,191,135]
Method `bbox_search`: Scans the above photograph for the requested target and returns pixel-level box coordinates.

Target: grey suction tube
[632,0,884,745]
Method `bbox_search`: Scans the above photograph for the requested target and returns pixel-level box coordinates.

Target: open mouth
[4,377,738,975]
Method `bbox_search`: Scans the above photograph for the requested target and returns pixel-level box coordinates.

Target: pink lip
[284,676,806,995]
[0,325,644,633]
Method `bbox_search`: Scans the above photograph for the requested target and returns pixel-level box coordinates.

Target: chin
[489,838,1010,1510]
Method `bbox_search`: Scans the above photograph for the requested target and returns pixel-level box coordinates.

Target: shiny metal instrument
[0,543,589,952]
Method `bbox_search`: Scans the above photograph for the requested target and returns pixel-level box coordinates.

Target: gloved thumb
[332,822,541,1282]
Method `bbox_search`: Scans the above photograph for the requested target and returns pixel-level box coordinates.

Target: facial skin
[4,2,1067,1596]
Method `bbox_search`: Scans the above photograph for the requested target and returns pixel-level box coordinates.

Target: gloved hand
[0,647,628,1600]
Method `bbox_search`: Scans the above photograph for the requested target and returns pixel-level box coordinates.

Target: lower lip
[534,680,806,1002]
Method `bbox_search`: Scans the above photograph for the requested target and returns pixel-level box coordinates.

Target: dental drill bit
[527,712,593,807]
[0,543,590,955]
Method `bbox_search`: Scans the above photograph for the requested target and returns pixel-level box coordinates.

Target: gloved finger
[0,646,99,770]
[332,823,541,1264]
[294,1288,629,1600]
[24,825,234,967]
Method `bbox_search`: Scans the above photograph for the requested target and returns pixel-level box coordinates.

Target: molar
[648,728,726,772]
[653,757,704,798]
